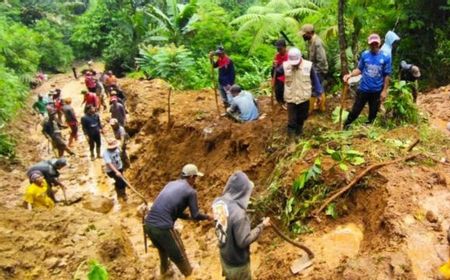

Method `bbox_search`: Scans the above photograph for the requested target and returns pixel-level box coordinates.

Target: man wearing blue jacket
[210,47,236,108]
[144,164,211,277]
[344,33,392,129]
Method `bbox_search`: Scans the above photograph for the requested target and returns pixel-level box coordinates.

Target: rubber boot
[309,97,317,114]
[320,94,326,112]
[96,147,101,159]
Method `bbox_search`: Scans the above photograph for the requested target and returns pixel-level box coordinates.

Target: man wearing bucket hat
[209,46,236,108]
[276,47,323,138]
[103,139,127,201]
[343,33,392,129]
[144,164,212,277]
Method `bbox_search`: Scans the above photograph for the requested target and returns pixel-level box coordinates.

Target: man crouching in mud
[212,171,270,280]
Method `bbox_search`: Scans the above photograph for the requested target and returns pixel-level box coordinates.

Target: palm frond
[284,7,318,17]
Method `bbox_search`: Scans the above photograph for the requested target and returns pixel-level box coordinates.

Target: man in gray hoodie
[212,171,270,280]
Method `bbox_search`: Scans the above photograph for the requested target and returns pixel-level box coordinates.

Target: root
[269,221,315,259]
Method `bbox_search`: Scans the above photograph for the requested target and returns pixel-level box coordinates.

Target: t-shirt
[23,180,54,209]
[33,100,47,115]
[113,126,129,142]
[62,104,77,124]
[274,53,288,82]
[229,91,259,122]
[103,148,123,172]
[84,93,99,108]
[110,103,126,126]
[358,50,392,93]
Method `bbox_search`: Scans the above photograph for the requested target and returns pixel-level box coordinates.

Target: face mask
[302,35,310,41]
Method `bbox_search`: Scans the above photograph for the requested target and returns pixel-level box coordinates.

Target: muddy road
[0,69,449,279]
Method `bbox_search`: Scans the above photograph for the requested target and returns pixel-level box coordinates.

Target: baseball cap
[287,48,302,65]
[214,47,225,55]
[275,39,286,48]
[299,24,314,35]
[110,96,118,102]
[368,33,381,45]
[181,164,204,177]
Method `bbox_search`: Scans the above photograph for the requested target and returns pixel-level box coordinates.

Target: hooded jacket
[212,171,264,267]
[380,31,400,60]
[27,159,66,186]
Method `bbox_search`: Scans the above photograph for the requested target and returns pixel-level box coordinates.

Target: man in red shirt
[81,90,99,113]
[84,71,97,93]
[272,39,288,107]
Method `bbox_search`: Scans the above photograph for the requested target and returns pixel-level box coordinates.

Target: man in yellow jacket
[276,47,324,138]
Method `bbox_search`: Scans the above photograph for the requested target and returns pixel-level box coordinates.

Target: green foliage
[325,203,338,219]
[87,260,109,280]
[137,44,205,89]
[326,146,365,171]
[332,106,349,124]
[33,20,74,71]
[382,80,420,128]
[292,158,321,194]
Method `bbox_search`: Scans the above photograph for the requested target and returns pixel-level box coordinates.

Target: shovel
[269,221,314,274]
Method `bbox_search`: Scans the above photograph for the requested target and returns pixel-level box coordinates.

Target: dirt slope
[0,74,449,280]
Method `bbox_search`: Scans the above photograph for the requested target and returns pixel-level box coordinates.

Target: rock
[82,195,114,214]
[425,210,438,223]
[44,257,60,270]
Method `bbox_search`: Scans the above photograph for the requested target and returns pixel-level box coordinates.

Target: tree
[337,0,348,76]
[231,0,324,52]
[143,0,198,46]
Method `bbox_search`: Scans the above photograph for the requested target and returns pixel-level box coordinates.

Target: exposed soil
[0,71,449,280]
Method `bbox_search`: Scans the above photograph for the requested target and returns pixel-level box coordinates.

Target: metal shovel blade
[290,255,313,275]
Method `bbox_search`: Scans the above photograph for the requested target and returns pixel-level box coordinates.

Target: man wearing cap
[110,118,130,170]
[272,39,289,106]
[81,105,103,160]
[226,85,259,123]
[300,24,328,112]
[110,95,126,126]
[144,164,211,277]
[209,47,236,108]
[343,33,391,129]
[400,60,421,102]
[103,139,127,201]
[212,171,270,280]
[276,47,324,138]
[27,158,68,202]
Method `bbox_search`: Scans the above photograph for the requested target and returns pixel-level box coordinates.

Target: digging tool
[121,176,149,253]
[338,82,349,129]
[269,221,314,274]
[60,185,68,205]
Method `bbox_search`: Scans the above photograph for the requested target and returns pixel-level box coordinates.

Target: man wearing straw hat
[103,139,127,201]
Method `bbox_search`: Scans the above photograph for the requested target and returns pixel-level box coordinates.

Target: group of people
[144,164,269,280]
[25,64,131,210]
[210,24,421,138]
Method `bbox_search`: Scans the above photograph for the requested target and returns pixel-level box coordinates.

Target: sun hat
[107,140,119,150]
[287,48,302,65]
[368,33,381,45]
[109,118,118,126]
[181,164,204,177]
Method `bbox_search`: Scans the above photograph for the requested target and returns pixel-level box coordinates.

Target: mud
[0,74,449,279]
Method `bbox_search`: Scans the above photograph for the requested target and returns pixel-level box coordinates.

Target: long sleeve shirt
[145,179,209,229]
[212,55,235,87]
[81,113,102,136]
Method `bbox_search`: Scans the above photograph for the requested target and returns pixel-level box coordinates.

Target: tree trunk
[338,0,349,76]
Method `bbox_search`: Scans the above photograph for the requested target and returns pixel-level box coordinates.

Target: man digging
[144,164,212,278]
